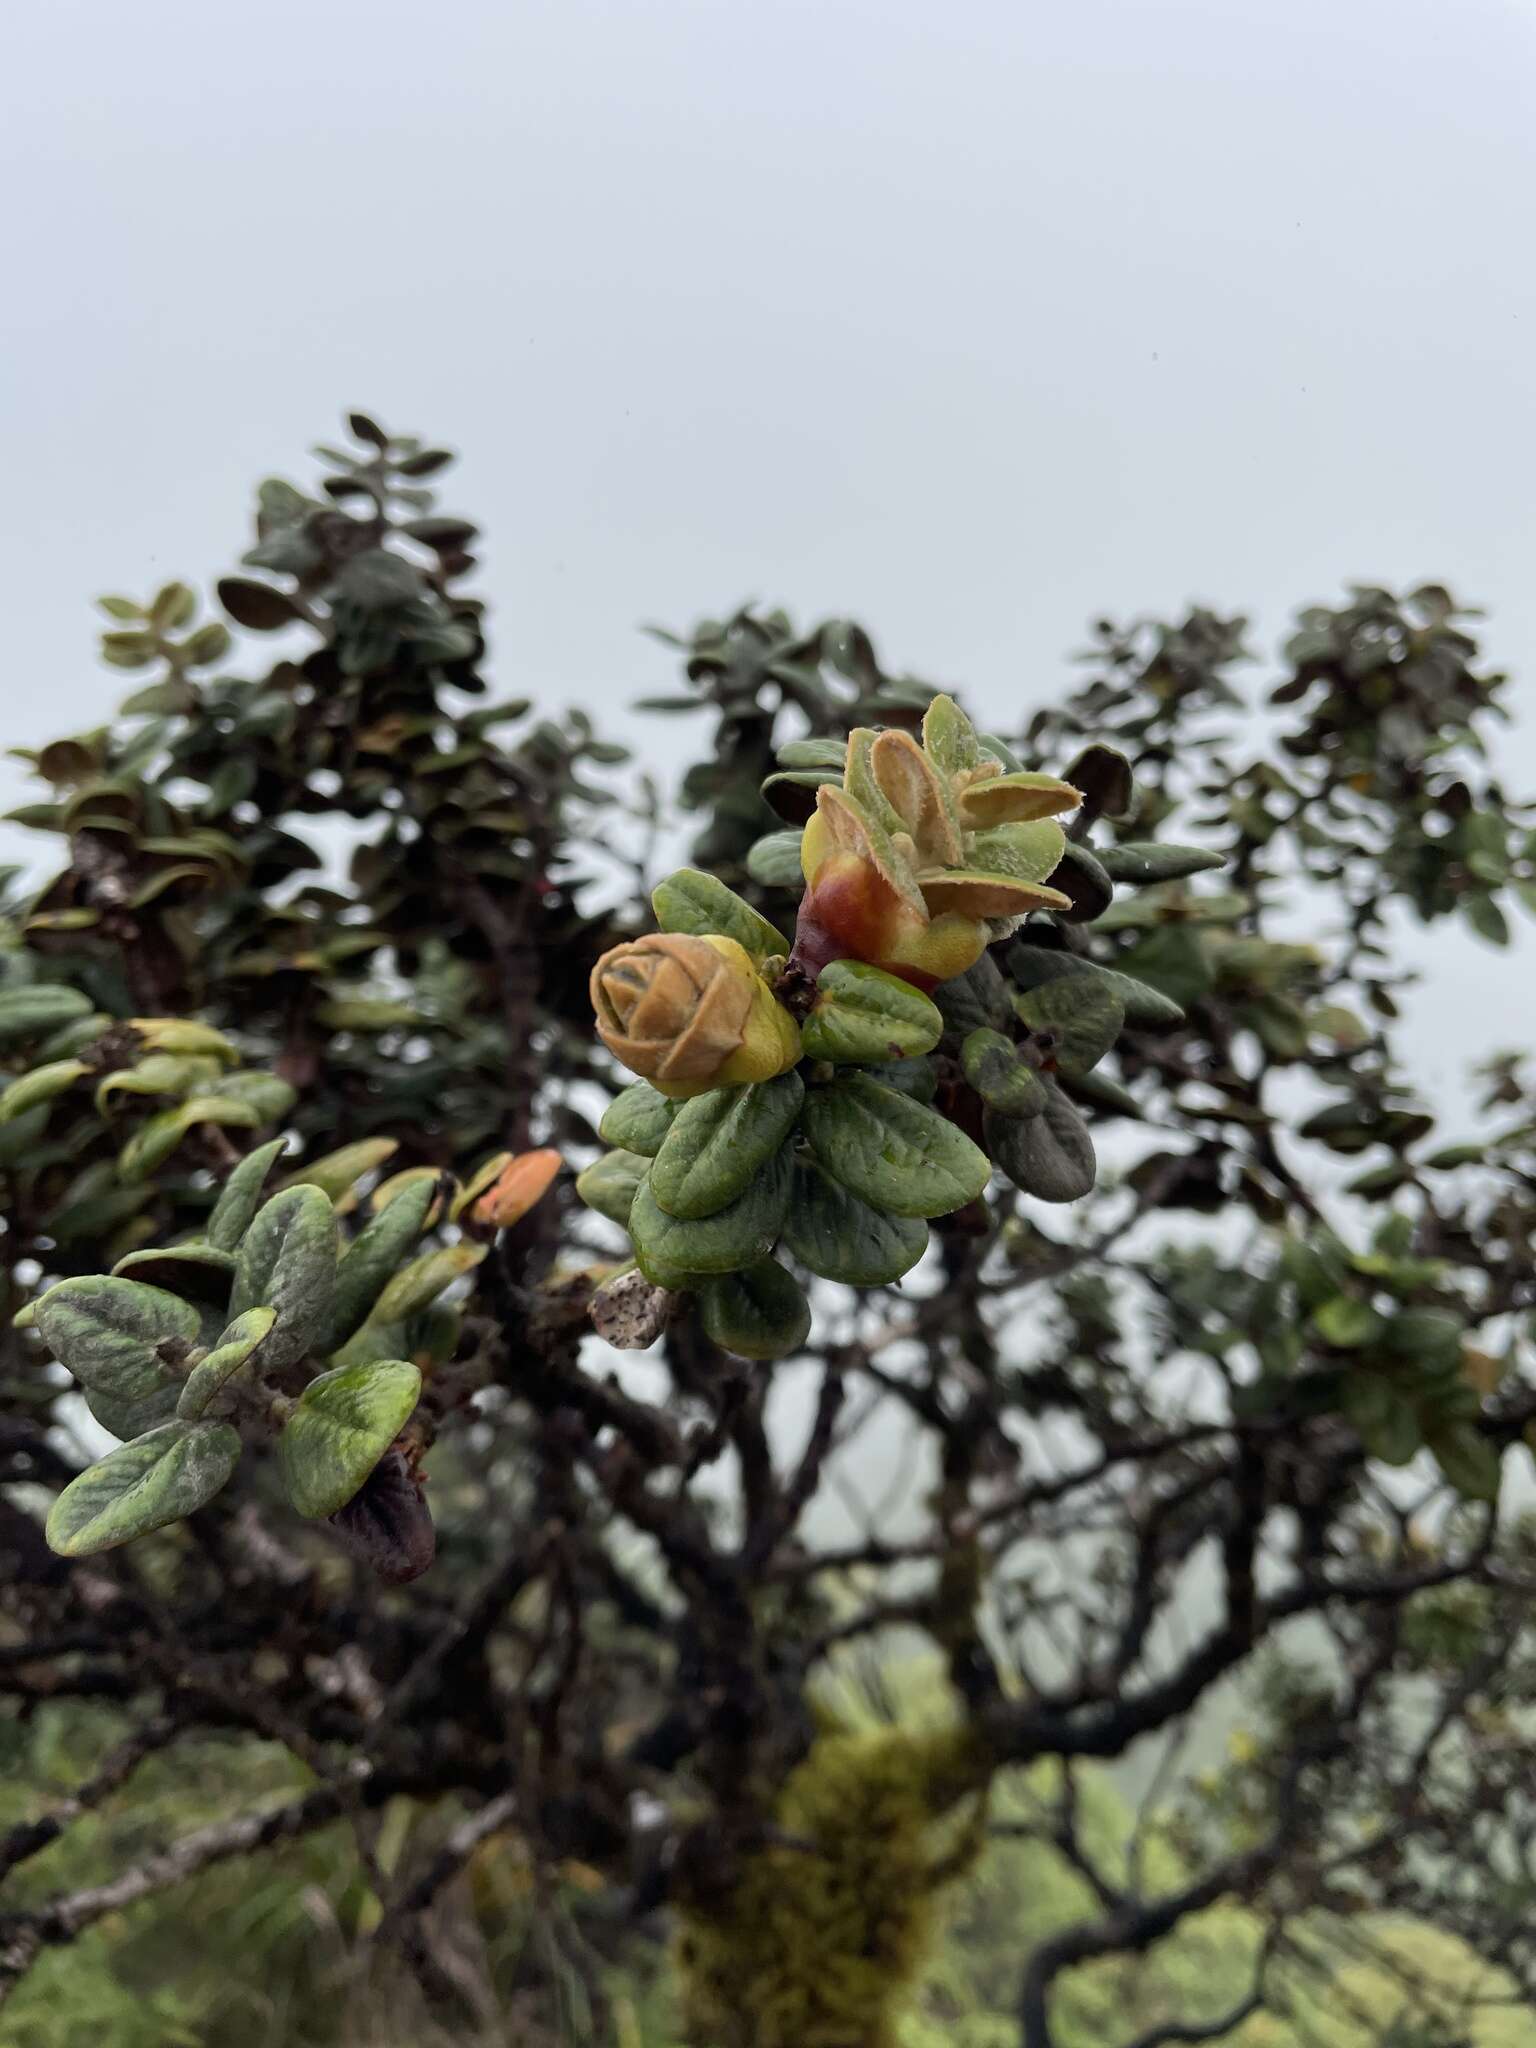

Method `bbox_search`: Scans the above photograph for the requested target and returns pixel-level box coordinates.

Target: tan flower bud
[590,933,801,1097]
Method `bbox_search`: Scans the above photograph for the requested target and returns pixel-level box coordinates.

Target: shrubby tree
[2,417,1536,2047]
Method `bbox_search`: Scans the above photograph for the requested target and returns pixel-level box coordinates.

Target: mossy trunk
[673,1726,990,2048]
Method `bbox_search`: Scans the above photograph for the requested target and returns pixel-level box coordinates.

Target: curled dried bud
[590,933,800,1098]
[327,1447,435,1583]
[590,1265,674,1350]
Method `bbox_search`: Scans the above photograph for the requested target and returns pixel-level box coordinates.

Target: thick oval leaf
[278,1359,422,1518]
[961,1030,1048,1117]
[0,1058,88,1122]
[649,1072,804,1220]
[1063,742,1134,819]
[986,1087,1096,1203]
[1007,944,1186,1030]
[212,1070,299,1123]
[696,1259,811,1361]
[575,1149,651,1227]
[85,1379,183,1443]
[933,954,1013,1037]
[0,985,94,1046]
[117,1095,262,1181]
[1049,843,1115,923]
[205,1138,289,1252]
[230,1186,338,1369]
[369,1243,485,1325]
[781,1164,928,1286]
[877,1055,939,1103]
[800,962,943,1065]
[775,738,848,771]
[761,768,841,823]
[320,1175,438,1354]
[112,1243,238,1305]
[281,1137,399,1208]
[629,1149,791,1285]
[1015,976,1125,1077]
[801,1074,989,1220]
[746,829,807,891]
[652,868,788,962]
[35,1276,199,1402]
[47,1420,242,1556]
[95,1053,215,1112]
[957,771,1081,828]
[965,820,1068,885]
[599,1081,682,1157]
[1097,842,1225,884]
[177,1306,278,1420]
[127,1018,239,1062]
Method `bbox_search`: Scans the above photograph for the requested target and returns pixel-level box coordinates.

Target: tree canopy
[3,417,1536,2047]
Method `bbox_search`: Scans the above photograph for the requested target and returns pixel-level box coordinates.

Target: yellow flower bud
[590,932,801,1098]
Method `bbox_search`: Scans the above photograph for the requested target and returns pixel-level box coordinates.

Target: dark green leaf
[801,1074,990,1219]
[47,1421,242,1555]
[649,1072,804,1220]
[696,1259,812,1360]
[781,1164,928,1285]
[279,1359,422,1518]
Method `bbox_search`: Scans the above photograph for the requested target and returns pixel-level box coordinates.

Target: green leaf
[575,1149,651,1227]
[177,1307,278,1420]
[1427,1421,1500,1503]
[281,1138,399,1206]
[0,985,94,1046]
[230,1186,338,1369]
[801,1074,990,1219]
[320,1175,438,1353]
[212,1070,299,1122]
[47,1421,242,1555]
[368,1244,485,1325]
[746,829,807,891]
[117,1095,262,1181]
[649,1072,805,1220]
[0,1059,88,1122]
[651,868,788,961]
[96,1053,215,1111]
[780,1164,928,1286]
[1342,1372,1420,1465]
[83,1378,184,1443]
[1006,944,1187,1029]
[876,1055,939,1103]
[800,961,943,1065]
[206,1138,289,1251]
[112,1243,237,1305]
[1049,843,1114,922]
[1112,927,1213,1012]
[278,1360,422,1518]
[1096,843,1226,884]
[35,1276,199,1406]
[775,738,849,771]
[1015,975,1125,1077]
[933,953,1015,1037]
[1312,1296,1384,1349]
[599,1081,682,1158]
[696,1259,812,1361]
[1462,894,1510,947]
[629,1149,791,1286]
[986,1087,1096,1203]
[961,1030,1047,1117]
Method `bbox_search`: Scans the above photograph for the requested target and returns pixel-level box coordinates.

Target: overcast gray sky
[4,0,1535,1112]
